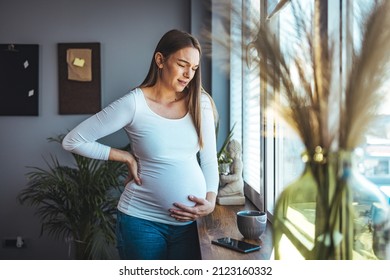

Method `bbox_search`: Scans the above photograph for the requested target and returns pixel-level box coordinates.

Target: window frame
[225,0,373,219]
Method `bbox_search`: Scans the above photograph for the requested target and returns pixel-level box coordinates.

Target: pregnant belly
[124,161,207,213]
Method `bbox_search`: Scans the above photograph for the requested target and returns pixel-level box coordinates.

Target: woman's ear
[154,52,164,69]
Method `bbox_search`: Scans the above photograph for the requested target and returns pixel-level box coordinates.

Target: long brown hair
[140,29,207,148]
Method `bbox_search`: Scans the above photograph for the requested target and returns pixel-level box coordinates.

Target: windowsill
[197,198,273,260]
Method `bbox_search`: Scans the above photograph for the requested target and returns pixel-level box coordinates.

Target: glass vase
[273,150,390,259]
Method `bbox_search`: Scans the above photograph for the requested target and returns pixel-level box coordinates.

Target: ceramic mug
[236,210,267,239]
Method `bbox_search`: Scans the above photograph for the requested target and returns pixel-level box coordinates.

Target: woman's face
[158,47,200,93]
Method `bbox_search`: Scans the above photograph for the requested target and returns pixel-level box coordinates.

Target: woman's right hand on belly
[169,192,217,222]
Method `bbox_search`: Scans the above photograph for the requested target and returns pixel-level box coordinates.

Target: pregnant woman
[62,29,219,260]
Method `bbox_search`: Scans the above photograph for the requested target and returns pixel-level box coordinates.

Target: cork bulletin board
[0,44,39,116]
[58,42,101,114]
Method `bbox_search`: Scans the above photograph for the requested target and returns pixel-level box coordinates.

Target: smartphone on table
[211,237,261,253]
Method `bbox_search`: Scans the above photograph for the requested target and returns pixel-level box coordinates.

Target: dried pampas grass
[209,0,390,155]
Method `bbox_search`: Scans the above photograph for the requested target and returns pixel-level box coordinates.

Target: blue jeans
[116,210,201,260]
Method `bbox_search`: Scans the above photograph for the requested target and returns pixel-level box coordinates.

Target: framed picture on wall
[0,44,39,116]
[58,42,101,114]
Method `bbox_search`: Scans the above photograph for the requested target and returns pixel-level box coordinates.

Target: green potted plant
[18,135,128,259]
[217,123,236,175]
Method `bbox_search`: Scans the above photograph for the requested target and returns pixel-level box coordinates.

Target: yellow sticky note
[73,58,85,67]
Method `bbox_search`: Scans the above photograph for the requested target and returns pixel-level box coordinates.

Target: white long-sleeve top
[62,88,219,225]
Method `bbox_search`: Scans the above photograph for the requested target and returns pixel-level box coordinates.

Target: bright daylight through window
[229,0,390,218]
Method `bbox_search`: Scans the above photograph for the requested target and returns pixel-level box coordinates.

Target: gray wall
[0,0,218,259]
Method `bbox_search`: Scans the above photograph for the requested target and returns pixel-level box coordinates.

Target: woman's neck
[142,85,185,105]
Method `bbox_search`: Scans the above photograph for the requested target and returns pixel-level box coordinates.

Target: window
[352,0,390,200]
[229,0,306,215]
[227,0,390,220]
[262,0,311,217]
[229,0,264,211]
